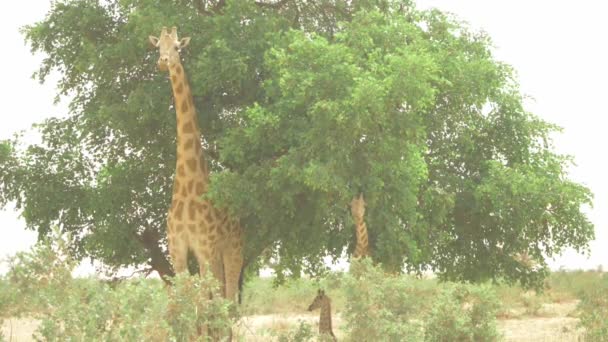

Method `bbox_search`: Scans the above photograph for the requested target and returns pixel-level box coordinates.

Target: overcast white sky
[1,0,606,273]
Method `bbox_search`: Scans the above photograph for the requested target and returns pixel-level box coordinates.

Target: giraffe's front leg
[222,231,244,304]
[167,221,188,274]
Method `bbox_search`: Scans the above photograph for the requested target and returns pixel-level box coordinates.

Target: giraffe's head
[350,193,366,220]
[308,289,329,311]
[149,26,191,72]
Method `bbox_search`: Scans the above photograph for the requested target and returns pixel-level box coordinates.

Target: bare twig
[254,0,289,9]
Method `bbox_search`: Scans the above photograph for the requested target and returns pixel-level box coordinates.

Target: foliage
[424,283,502,342]
[1,227,77,317]
[0,0,594,287]
[1,230,234,341]
[240,275,333,315]
[577,274,608,341]
[341,259,424,341]
[340,259,501,341]
[548,269,605,302]
[272,320,318,342]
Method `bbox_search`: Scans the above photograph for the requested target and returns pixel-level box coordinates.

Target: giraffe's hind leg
[222,234,244,304]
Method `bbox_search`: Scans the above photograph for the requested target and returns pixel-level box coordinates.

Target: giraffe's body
[149,27,243,303]
[308,290,337,341]
[350,194,370,259]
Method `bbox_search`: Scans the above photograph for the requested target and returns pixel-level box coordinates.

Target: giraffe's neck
[169,62,209,187]
[354,216,369,258]
[319,301,336,340]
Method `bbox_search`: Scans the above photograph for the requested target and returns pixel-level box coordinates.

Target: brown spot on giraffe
[181,98,189,112]
[182,121,194,134]
[188,200,197,220]
[174,201,184,220]
[204,210,214,225]
[187,179,194,193]
[183,138,194,150]
[177,164,186,177]
[188,224,196,233]
[176,83,184,95]
[186,158,197,172]
[181,184,188,197]
[195,182,206,196]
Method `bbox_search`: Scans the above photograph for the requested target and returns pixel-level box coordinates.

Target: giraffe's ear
[148,36,160,48]
[179,37,191,49]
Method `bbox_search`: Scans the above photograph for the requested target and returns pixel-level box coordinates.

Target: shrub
[271,320,318,342]
[1,228,234,341]
[520,291,543,316]
[577,274,608,341]
[341,258,423,342]
[424,283,502,342]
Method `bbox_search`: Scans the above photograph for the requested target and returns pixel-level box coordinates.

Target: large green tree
[0,0,594,288]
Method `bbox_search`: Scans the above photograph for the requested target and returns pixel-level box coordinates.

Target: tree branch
[254,0,289,9]
[195,0,227,16]
[137,228,175,285]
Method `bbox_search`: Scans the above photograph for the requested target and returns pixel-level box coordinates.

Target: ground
[2,300,583,341]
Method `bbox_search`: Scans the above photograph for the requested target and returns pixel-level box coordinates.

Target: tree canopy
[0,0,594,288]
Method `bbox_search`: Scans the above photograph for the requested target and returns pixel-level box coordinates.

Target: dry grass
[1,302,580,342]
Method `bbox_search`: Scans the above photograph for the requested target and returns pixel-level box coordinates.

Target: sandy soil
[0,318,41,342]
[2,301,583,341]
[497,300,583,342]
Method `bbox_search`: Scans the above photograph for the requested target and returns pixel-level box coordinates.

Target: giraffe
[149,27,244,304]
[308,289,337,341]
[350,193,370,259]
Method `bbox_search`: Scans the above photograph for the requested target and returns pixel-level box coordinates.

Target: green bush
[1,228,234,341]
[424,283,502,342]
[520,291,543,316]
[271,320,318,342]
[341,259,423,342]
[577,274,608,341]
[241,276,321,315]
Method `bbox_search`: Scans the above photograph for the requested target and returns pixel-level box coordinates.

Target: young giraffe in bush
[149,27,244,303]
[308,289,337,341]
[350,194,370,259]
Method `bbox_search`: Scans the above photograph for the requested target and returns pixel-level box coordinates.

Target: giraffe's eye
[174,46,179,51]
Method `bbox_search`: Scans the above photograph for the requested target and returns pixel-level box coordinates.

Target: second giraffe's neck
[319,302,335,339]
[354,217,369,258]
[169,63,208,180]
